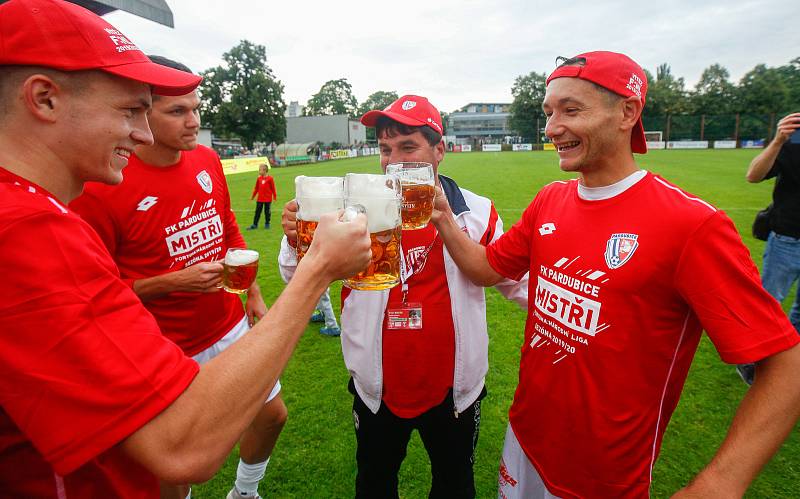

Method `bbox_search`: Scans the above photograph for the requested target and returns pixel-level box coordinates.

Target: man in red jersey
[279,95,528,498]
[71,56,287,499]
[431,51,800,498]
[0,1,370,497]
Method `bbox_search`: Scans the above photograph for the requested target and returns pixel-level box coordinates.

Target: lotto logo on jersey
[604,233,639,269]
[534,276,601,336]
[165,215,223,256]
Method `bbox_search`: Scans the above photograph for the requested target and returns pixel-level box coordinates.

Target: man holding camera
[737,112,800,384]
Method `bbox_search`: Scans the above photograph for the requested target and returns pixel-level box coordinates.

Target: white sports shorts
[192,315,282,403]
[498,423,561,499]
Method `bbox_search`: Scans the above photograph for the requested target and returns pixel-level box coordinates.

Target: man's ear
[434,139,445,164]
[619,95,643,133]
[22,74,64,123]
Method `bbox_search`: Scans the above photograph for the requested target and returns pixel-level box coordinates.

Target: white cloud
[105,0,800,113]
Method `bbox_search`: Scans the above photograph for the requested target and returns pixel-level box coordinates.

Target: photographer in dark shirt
[738,112,800,385]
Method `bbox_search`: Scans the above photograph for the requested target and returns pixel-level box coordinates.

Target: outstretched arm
[431,186,504,287]
[674,343,800,497]
[120,211,372,484]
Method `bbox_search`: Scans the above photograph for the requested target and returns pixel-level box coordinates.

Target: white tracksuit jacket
[278,175,528,414]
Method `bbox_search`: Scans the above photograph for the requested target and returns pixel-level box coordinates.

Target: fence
[503,112,792,146]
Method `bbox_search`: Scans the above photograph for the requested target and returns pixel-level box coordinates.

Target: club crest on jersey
[196,170,213,194]
[604,233,639,269]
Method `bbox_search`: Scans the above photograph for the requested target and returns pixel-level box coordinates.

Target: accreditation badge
[386,302,423,330]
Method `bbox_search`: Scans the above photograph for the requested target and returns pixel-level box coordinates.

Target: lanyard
[398,227,438,303]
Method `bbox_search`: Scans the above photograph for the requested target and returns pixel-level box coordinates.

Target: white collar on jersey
[577,170,647,201]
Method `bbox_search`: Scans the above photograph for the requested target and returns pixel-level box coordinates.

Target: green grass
[195,150,798,498]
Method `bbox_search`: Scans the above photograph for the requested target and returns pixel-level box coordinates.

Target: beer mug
[386,162,435,230]
[220,248,259,294]
[295,176,345,261]
[343,173,402,291]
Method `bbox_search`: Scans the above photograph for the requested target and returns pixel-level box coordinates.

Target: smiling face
[61,72,153,186]
[542,77,626,175]
[377,127,444,175]
[147,90,201,152]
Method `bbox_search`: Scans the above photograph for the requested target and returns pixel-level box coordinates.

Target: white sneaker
[226,488,261,499]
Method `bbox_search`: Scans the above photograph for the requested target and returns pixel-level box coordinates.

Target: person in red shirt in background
[431,51,800,498]
[248,161,277,230]
[71,57,288,499]
[0,0,371,497]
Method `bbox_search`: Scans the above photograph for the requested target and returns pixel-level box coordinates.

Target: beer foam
[348,197,401,233]
[225,249,259,266]
[295,176,344,198]
[297,196,344,221]
[346,174,399,198]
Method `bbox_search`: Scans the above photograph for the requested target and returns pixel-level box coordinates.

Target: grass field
[195,150,799,498]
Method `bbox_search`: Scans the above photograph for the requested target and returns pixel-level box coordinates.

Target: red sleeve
[486,198,537,281]
[268,176,277,201]
[676,211,800,364]
[0,211,198,474]
[252,179,259,199]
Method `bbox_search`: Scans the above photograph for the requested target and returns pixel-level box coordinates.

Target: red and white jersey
[0,167,198,497]
[71,146,247,356]
[487,172,799,498]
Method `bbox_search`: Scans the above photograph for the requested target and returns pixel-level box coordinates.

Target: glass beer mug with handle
[220,248,259,294]
[385,162,435,230]
[294,176,345,261]
[343,173,402,291]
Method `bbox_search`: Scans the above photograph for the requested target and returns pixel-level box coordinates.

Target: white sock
[234,458,269,495]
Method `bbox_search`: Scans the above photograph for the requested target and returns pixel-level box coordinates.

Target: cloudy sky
[106,0,799,113]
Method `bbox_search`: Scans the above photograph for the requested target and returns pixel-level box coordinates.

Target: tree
[305,79,359,117]
[643,64,689,117]
[689,64,736,115]
[198,40,286,149]
[357,90,399,116]
[508,71,547,141]
[357,91,399,141]
[735,64,790,115]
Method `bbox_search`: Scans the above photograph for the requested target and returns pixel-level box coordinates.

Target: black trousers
[252,201,271,226]
[350,379,485,499]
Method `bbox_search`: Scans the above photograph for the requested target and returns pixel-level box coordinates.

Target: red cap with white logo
[0,0,201,96]
[361,95,444,136]
[547,51,648,153]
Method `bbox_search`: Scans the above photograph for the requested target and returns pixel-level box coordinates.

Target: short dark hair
[375,115,442,147]
[147,55,194,74]
[147,56,193,100]
[553,55,623,106]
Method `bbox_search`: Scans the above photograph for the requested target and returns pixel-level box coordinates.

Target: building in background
[447,103,512,145]
[286,115,366,146]
[285,101,305,118]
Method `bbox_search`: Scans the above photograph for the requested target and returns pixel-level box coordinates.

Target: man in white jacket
[279,95,528,498]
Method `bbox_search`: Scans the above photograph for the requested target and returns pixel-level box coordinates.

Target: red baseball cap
[546,51,648,153]
[0,0,201,96]
[361,95,444,136]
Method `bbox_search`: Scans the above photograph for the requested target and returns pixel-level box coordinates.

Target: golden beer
[343,173,402,291]
[295,219,318,261]
[386,162,434,230]
[294,176,345,261]
[400,182,435,229]
[344,226,402,290]
[221,248,259,294]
